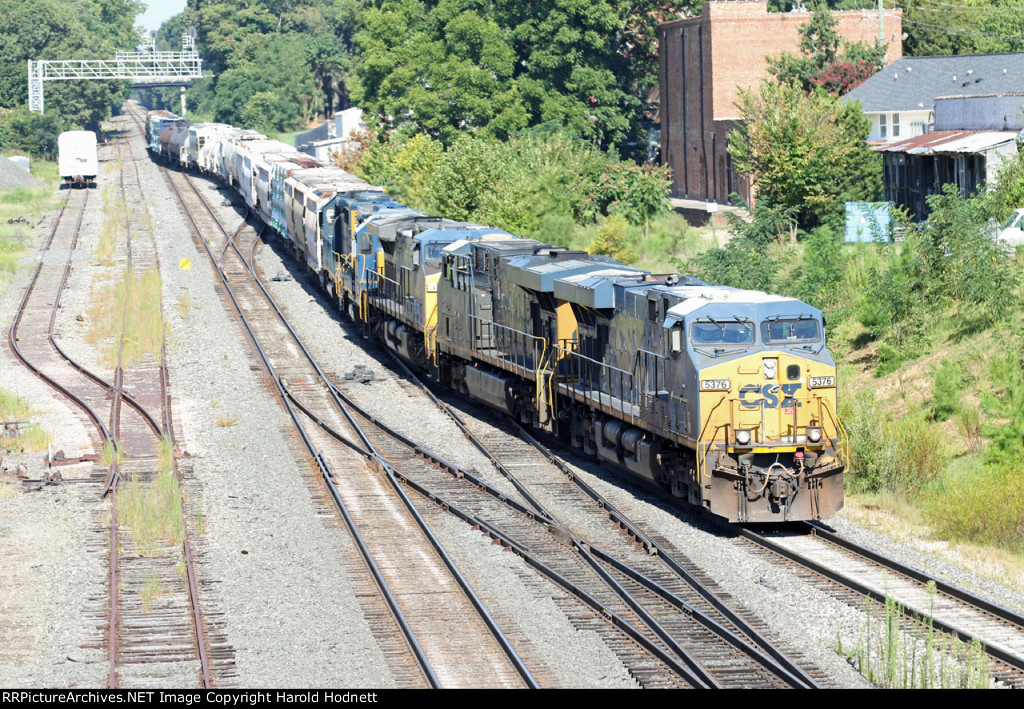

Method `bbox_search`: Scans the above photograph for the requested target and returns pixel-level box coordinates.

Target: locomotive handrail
[819,398,850,466]
[466,314,546,382]
[696,396,730,484]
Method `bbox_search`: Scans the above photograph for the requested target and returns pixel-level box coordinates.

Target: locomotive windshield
[761,318,820,343]
[690,320,754,345]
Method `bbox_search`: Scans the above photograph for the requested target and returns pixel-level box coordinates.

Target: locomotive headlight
[806,426,823,443]
[763,358,777,380]
[735,429,752,446]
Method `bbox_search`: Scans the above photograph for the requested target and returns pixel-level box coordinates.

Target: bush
[929,359,963,422]
[842,390,948,495]
[587,215,637,264]
[355,129,670,244]
[927,463,1024,553]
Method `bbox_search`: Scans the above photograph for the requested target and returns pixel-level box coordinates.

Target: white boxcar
[58,131,98,188]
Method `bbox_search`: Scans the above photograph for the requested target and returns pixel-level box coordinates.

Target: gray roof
[843,53,1024,113]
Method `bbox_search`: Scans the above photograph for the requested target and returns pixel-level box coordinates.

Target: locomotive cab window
[690,320,753,345]
[760,318,820,344]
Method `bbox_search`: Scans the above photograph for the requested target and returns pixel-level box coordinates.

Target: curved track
[8,115,221,688]
[738,522,1024,688]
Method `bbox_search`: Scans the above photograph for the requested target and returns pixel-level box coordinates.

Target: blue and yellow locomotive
[146,109,845,523]
[364,225,845,523]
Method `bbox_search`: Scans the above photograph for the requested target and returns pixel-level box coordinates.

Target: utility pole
[878,0,884,45]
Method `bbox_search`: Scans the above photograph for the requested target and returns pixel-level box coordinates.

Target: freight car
[58,130,98,188]
[146,110,845,523]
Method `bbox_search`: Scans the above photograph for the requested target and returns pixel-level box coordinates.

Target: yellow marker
[180,258,191,270]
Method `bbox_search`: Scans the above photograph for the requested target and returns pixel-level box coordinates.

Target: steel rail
[159,168,443,689]
[381,355,816,689]
[212,211,539,689]
[234,223,798,688]
[278,389,709,688]
[8,190,115,448]
[739,524,1024,675]
[161,123,770,689]
[222,218,711,687]
[806,522,1024,630]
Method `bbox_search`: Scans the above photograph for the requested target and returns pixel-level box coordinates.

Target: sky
[137,0,188,35]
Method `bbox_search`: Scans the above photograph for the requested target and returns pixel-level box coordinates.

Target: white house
[843,53,1024,143]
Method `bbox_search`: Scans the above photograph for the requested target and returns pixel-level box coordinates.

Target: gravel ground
[0,155,46,190]
[0,165,108,689]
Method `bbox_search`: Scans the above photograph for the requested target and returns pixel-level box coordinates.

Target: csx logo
[739,383,802,409]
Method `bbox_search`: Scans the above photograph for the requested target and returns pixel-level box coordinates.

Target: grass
[86,265,166,367]
[140,575,163,613]
[0,388,52,453]
[95,186,126,264]
[0,180,58,287]
[215,414,238,427]
[100,440,124,467]
[0,480,14,498]
[117,466,185,556]
[842,585,991,688]
[176,291,190,319]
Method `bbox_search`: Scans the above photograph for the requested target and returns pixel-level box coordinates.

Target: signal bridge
[28,33,204,115]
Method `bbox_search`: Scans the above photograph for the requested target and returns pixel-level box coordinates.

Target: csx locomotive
[148,109,845,523]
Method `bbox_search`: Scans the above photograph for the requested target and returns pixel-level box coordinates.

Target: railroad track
[102,118,230,688]
[737,522,1024,688]
[346,352,823,689]
[191,170,821,688]
[153,143,758,687]
[8,112,223,687]
[153,147,539,688]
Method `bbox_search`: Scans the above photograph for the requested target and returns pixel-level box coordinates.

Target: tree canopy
[728,79,878,229]
[352,0,691,155]
[0,0,141,142]
[172,0,358,132]
[766,2,886,96]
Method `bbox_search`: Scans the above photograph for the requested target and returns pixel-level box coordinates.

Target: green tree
[592,162,672,238]
[767,2,886,95]
[0,0,140,133]
[728,80,879,229]
[0,109,63,158]
[184,0,355,130]
[352,0,689,154]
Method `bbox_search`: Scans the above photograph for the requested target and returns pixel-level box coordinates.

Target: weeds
[0,183,55,287]
[140,575,163,612]
[841,390,948,496]
[0,389,52,453]
[215,414,238,427]
[96,186,126,263]
[86,265,165,367]
[117,467,185,556]
[100,441,124,467]
[844,583,991,688]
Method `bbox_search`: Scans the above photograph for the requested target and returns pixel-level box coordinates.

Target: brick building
[658,1,902,205]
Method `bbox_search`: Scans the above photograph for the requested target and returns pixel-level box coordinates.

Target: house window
[892,113,901,138]
[879,114,887,139]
